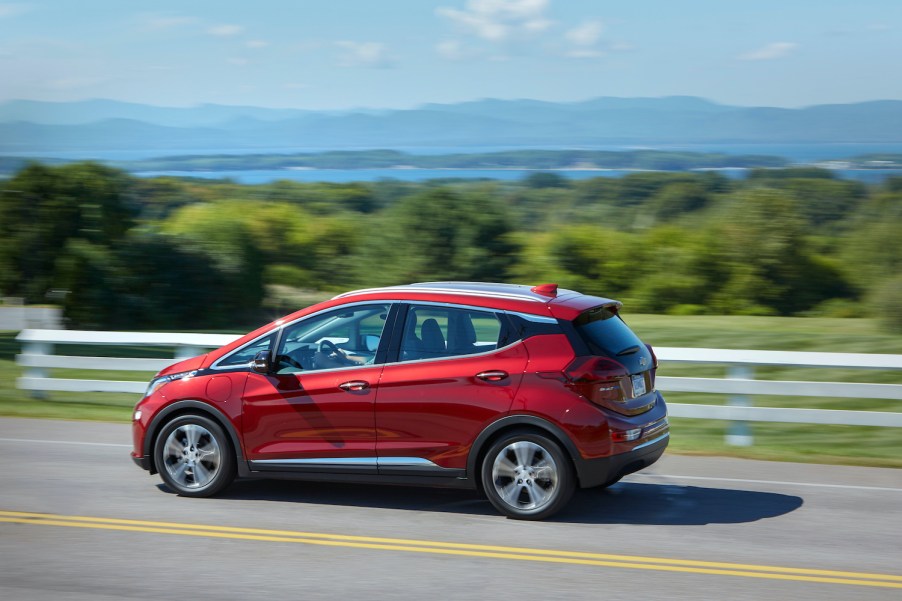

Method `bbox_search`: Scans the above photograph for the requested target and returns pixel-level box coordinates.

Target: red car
[132,282,669,520]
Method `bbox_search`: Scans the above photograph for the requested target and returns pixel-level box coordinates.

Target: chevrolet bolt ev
[132,282,669,520]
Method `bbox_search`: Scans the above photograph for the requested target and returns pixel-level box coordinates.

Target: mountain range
[2,96,902,153]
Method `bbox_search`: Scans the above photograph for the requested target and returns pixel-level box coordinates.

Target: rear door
[375,303,528,474]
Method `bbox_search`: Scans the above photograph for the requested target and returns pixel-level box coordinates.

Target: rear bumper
[575,431,669,488]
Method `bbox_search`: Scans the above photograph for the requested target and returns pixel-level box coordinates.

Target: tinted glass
[218,333,274,367]
[574,306,651,372]
[401,305,504,361]
[274,303,391,373]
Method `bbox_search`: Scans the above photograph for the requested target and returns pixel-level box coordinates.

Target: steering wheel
[275,354,304,371]
[318,339,347,362]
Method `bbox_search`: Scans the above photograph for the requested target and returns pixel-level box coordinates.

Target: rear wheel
[481,431,575,520]
[154,414,235,497]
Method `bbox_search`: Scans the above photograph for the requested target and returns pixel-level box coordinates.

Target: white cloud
[245,40,269,49]
[227,57,250,66]
[0,3,30,19]
[565,20,603,47]
[336,41,394,68]
[436,0,551,42]
[562,19,609,59]
[738,42,797,61]
[207,24,244,37]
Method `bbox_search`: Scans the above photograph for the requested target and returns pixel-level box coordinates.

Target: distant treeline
[1,163,901,332]
[115,149,789,172]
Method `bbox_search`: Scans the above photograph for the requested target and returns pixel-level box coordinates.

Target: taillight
[564,355,656,416]
[564,356,630,410]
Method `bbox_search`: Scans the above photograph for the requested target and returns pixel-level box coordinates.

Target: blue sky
[1,0,900,109]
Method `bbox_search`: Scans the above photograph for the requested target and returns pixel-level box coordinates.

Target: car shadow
[555,481,803,525]
[161,479,803,525]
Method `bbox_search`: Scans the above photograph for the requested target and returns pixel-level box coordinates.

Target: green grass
[2,315,902,467]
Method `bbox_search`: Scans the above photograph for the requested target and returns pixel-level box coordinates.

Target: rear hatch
[565,305,658,416]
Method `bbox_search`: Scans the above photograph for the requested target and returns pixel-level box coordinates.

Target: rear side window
[574,306,645,359]
[400,305,507,361]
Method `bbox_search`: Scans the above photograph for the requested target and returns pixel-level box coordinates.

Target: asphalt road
[1,417,900,601]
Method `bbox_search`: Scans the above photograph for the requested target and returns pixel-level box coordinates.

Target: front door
[241,303,393,472]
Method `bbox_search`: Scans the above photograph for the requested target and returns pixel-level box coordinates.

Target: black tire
[480,431,575,520]
[154,414,236,497]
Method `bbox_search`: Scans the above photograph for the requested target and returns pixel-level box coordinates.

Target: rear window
[574,306,644,358]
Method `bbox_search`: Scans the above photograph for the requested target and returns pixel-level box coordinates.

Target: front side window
[400,304,506,361]
[274,303,391,373]
[218,333,275,367]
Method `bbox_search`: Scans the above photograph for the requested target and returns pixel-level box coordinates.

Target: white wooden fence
[14,329,902,445]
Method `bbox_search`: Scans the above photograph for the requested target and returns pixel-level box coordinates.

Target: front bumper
[131,453,151,471]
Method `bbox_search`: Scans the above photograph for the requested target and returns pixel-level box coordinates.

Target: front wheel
[481,431,575,520]
[154,414,236,497]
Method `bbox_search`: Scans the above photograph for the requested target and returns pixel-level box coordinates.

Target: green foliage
[0,163,896,328]
[364,188,519,285]
[0,162,138,302]
[872,275,902,333]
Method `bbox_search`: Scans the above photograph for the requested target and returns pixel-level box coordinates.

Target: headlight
[144,370,196,398]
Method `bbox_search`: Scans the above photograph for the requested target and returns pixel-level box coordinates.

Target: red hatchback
[132,282,669,519]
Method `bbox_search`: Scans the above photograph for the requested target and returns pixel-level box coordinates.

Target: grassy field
[2,314,901,467]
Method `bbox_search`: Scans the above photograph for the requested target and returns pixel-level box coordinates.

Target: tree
[0,162,137,302]
[361,187,519,285]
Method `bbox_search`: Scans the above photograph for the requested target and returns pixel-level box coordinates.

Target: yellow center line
[1,510,899,589]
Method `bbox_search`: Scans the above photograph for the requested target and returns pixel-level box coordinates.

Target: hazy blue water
[7,143,902,184]
[132,168,640,183]
[132,167,902,184]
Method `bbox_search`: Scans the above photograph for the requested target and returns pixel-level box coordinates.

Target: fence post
[23,340,52,399]
[725,364,754,446]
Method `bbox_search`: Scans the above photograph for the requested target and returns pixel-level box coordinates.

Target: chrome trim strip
[333,286,544,303]
[249,457,440,468]
[631,432,670,452]
[507,311,557,324]
[251,458,376,466]
[377,457,441,467]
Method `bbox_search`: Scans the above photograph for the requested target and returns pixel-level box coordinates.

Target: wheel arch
[144,400,249,477]
[466,415,584,489]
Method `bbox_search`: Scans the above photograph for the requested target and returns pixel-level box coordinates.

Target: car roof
[333,282,620,319]
[202,282,621,367]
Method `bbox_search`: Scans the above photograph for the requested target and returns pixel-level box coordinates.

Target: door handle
[339,380,369,392]
[476,370,509,382]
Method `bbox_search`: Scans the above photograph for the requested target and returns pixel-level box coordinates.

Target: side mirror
[365,335,380,352]
[251,350,271,374]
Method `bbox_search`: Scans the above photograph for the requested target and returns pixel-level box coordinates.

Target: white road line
[629,473,902,493]
[0,437,131,448]
[1,436,900,492]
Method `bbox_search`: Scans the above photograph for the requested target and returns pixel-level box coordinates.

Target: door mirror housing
[365,335,380,352]
[251,350,271,374]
